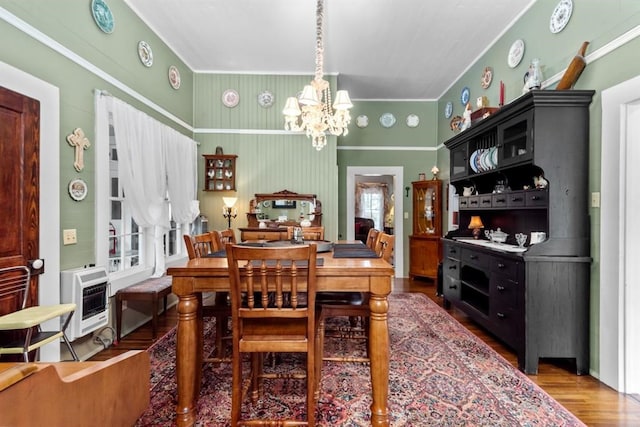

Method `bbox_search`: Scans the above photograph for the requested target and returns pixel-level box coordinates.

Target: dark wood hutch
[442,90,594,374]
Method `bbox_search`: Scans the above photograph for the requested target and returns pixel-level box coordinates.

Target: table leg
[369,278,390,427]
[175,291,199,427]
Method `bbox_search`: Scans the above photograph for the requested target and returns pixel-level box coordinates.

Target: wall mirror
[246,189,322,227]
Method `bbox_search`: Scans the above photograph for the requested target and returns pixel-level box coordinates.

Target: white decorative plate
[445,101,453,119]
[507,39,525,68]
[481,67,493,89]
[379,113,396,128]
[222,89,239,108]
[137,41,153,67]
[68,178,88,201]
[91,0,115,34]
[168,66,181,89]
[550,0,573,34]
[406,114,420,128]
[460,87,470,106]
[258,90,274,108]
[356,115,369,128]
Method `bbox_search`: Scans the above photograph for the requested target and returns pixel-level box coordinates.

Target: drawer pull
[531,195,540,201]
[497,312,506,319]
[496,198,506,203]
[511,197,523,202]
[497,285,506,291]
[448,284,458,289]
[470,200,478,205]
[469,255,478,260]
[482,199,491,204]
[448,265,457,270]
[497,263,505,269]
[449,248,457,254]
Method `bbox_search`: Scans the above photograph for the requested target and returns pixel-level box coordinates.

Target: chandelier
[282,0,353,151]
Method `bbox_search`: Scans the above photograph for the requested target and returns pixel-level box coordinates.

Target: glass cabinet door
[497,110,533,167]
[412,180,441,236]
[450,145,469,180]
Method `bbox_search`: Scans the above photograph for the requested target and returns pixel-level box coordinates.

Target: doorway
[600,74,640,393]
[346,166,404,278]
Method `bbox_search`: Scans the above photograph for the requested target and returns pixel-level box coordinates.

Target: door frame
[1,60,61,361]
[600,74,640,393]
[346,166,404,278]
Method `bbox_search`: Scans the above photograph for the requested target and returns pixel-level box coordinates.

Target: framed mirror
[246,189,322,227]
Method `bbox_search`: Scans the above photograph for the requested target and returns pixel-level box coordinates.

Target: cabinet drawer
[458,196,469,209]
[241,230,285,241]
[467,196,480,209]
[491,193,508,208]
[507,191,525,207]
[525,189,548,207]
[461,248,490,270]
[491,307,519,348]
[479,195,493,208]
[443,275,461,301]
[443,257,460,279]
[442,242,460,260]
[491,277,519,310]
[490,257,520,279]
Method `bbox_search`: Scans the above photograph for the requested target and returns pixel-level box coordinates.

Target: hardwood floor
[91,278,640,426]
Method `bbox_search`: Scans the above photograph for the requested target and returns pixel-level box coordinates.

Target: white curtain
[100,94,199,276]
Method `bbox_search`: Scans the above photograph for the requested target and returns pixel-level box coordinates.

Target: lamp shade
[223,197,237,208]
[468,216,484,229]
[333,90,353,110]
[282,97,302,116]
[298,85,320,106]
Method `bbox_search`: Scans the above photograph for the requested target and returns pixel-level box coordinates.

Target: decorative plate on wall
[481,67,493,89]
[550,0,573,33]
[445,101,453,119]
[356,115,369,128]
[168,66,181,89]
[222,89,239,108]
[68,178,88,201]
[257,90,274,108]
[460,87,470,106]
[406,114,420,128]
[137,41,153,67]
[379,113,396,128]
[507,39,525,68]
[91,0,114,34]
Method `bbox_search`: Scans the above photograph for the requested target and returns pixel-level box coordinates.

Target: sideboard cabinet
[443,90,594,374]
[409,180,442,282]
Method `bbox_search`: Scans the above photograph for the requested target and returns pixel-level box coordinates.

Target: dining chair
[213,228,236,248]
[183,233,232,363]
[286,226,325,241]
[0,266,79,362]
[366,228,381,250]
[226,243,321,426]
[317,232,395,363]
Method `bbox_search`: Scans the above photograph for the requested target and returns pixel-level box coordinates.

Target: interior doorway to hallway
[346,167,404,279]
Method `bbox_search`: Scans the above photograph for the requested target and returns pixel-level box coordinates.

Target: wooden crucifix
[67,128,91,172]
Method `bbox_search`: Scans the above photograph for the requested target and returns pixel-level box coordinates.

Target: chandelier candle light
[222,197,238,228]
[282,0,353,151]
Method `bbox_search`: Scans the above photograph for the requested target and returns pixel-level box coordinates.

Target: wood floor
[91,278,640,426]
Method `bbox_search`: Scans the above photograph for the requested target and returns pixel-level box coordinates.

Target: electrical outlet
[63,229,77,245]
[591,192,600,208]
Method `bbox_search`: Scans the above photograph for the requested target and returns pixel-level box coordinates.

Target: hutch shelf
[442,90,594,374]
[203,154,237,191]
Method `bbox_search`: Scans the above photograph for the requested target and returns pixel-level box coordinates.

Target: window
[360,190,384,230]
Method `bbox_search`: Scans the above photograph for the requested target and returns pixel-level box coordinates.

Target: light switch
[591,192,600,208]
[404,212,409,219]
[63,229,77,245]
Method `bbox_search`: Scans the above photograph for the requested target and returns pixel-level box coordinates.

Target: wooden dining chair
[213,228,236,248]
[286,226,325,241]
[365,228,381,250]
[183,232,231,363]
[226,244,321,426]
[318,232,395,363]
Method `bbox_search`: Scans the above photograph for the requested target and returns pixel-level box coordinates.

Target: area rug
[136,293,585,426]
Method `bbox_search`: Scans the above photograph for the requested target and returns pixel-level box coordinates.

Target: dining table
[167,241,394,426]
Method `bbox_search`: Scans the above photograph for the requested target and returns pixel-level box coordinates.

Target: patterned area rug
[136,293,585,426]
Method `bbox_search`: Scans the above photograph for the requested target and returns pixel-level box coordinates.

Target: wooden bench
[115,276,172,343]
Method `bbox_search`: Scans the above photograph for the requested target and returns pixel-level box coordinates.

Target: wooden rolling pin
[557,41,589,90]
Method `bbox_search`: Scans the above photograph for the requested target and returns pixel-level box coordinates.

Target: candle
[499,81,505,106]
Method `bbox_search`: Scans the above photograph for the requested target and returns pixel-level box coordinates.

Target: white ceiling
[126,0,536,100]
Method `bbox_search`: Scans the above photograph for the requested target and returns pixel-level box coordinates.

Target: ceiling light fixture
[282,0,353,151]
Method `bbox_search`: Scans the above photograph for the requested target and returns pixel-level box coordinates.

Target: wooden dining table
[167,243,394,427]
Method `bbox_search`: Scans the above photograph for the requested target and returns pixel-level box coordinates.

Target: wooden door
[0,86,41,314]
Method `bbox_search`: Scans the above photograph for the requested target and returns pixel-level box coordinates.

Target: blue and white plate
[379,113,396,128]
[91,0,115,34]
[461,87,470,106]
[469,150,478,173]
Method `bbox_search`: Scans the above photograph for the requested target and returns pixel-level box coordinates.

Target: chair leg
[307,339,316,426]
[61,311,79,361]
[231,343,242,426]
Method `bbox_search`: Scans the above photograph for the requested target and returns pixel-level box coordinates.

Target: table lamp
[468,215,484,239]
[222,197,238,228]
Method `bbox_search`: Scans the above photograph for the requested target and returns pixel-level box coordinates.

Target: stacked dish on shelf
[469,146,498,173]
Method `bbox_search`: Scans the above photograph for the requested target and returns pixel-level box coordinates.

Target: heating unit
[60,266,109,341]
